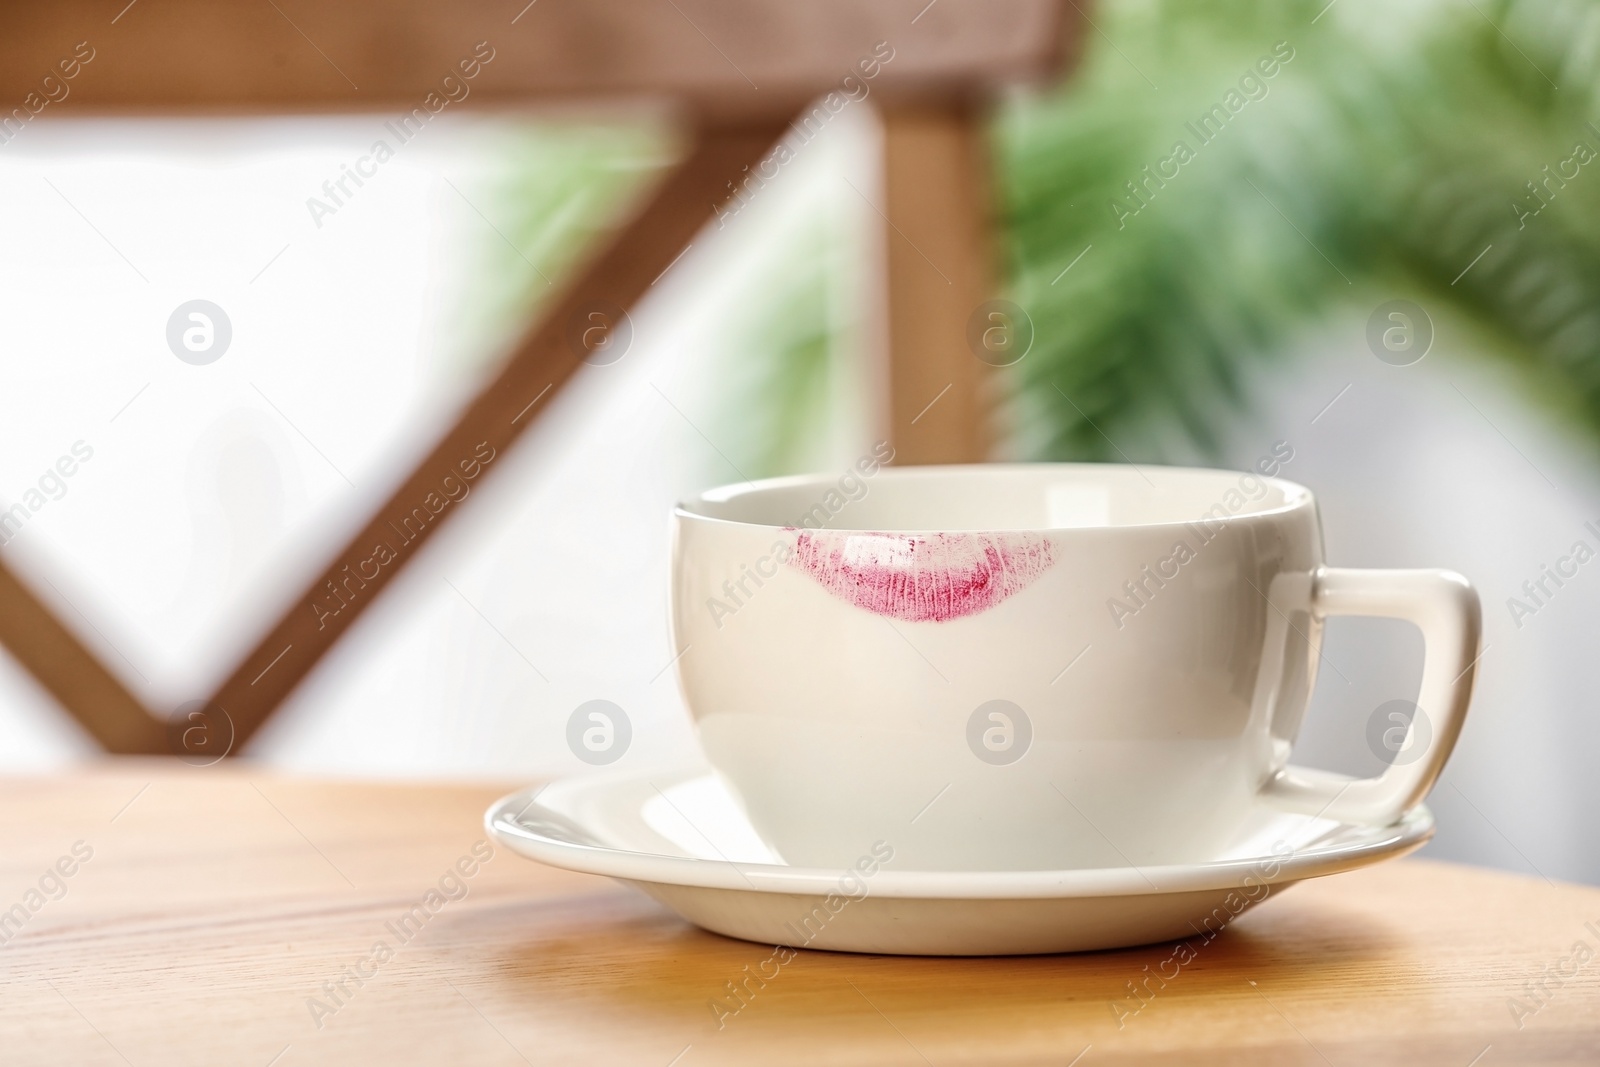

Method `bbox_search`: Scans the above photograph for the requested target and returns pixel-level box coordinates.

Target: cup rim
[674,461,1314,535]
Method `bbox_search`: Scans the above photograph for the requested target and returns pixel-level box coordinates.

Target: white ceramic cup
[671,462,1481,871]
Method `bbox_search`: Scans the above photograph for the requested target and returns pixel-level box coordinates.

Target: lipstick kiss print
[790,531,1054,622]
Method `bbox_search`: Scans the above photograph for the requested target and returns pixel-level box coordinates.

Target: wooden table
[5,763,1598,1065]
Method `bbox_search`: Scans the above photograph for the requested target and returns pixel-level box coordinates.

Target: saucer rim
[485,767,1435,900]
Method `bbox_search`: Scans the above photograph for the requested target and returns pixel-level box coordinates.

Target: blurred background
[2,0,1597,884]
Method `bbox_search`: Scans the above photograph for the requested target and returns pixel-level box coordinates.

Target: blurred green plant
[464,121,669,374]
[481,118,861,479]
[484,0,1600,467]
[998,0,1600,461]
[709,215,846,476]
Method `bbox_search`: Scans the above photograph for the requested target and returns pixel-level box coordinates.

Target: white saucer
[485,767,1433,956]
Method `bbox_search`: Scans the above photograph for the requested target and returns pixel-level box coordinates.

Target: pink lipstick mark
[790,531,1054,622]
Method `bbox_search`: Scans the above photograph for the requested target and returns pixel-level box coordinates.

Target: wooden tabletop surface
[4,762,1598,1065]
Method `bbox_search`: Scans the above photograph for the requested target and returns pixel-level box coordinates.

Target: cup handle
[1260,567,1482,826]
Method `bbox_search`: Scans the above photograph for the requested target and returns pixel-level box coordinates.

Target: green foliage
[709,217,843,478]
[466,121,668,373]
[999,0,1600,460]
[483,0,1600,468]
